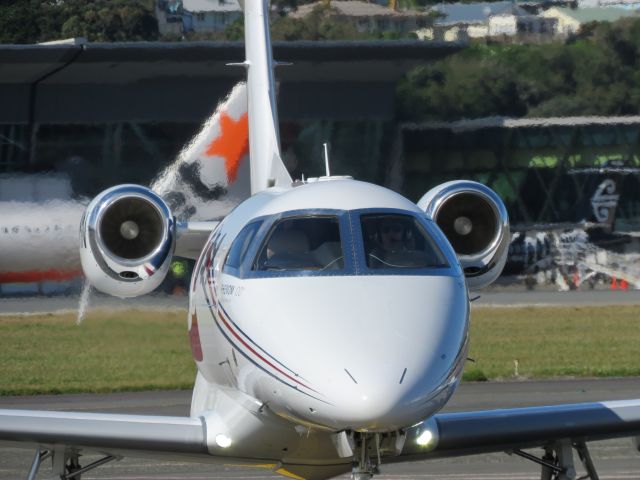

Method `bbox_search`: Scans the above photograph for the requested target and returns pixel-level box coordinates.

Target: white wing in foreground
[0,410,206,456]
[398,399,640,478]
[3,400,640,479]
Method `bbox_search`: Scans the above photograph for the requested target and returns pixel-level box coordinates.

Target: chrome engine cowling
[80,185,175,298]
[418,180,510,289]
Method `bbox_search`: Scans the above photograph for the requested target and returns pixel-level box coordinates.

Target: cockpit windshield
[361,214,449,269]
[254,216,344,271]
[221,210,453,279]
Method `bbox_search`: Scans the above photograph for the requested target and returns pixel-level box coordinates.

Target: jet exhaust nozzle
[80,185,175,298]
[418,180,510,289]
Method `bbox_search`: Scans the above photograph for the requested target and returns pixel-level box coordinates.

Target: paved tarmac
[0,293,189,316]
[1,378,640,479]
[2,289,640,316]
[474,289,640,307]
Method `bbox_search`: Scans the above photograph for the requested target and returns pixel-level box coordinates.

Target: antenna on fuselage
[323,142,331,177]
[302,143,352,184]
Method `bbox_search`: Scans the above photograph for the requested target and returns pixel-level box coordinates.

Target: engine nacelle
[418,180,510,290]
[80,185,175,298]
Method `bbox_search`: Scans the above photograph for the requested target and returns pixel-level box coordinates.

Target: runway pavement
[2,289,640,316]
[1,378,640,479]
[474,289,640,307]
[0,293,189,316]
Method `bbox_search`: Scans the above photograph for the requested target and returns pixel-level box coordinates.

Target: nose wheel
[348,430,407,479]
[351,467,376,480]
[350,433,381,480]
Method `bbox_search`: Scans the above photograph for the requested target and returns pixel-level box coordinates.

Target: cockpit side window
[254,216,344,272]
[224,221,263,272]
[361,214,449,269]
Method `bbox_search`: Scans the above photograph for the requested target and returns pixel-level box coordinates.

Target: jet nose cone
[335,370,414,429]
[330,362,460,431]
[247,274,468,432]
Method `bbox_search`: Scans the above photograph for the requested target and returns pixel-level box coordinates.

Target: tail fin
[244,0,292,194]
[153,0,291,216]
[589,177,620,231]
[152,83,251,221]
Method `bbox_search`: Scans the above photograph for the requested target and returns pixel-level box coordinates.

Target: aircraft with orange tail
[2,1,640,480]
[0,199,84,284]
[0,83,252,288]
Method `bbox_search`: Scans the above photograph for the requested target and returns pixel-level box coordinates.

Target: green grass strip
[0,310,195,396]
[466,305,640,381]
[0,306,639,395]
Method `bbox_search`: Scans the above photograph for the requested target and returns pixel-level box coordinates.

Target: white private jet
[2,2,640,480]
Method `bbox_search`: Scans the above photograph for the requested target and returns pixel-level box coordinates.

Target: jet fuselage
[189,179,469,432]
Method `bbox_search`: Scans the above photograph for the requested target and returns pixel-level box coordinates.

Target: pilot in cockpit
[379,219,415,253]
[363,214,447,270]
[367,217,414,268]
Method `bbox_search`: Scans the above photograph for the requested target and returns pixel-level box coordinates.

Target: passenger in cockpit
[257,216,344,272]
[266,228,310,261]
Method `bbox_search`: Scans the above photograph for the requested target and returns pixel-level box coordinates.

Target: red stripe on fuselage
[202,258,315,393]
[0,269,82,283]
[216,308,314,391]
[189,312,204,362]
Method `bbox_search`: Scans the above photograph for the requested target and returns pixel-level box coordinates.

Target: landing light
[416,429,433,446]
[215,434,232,448]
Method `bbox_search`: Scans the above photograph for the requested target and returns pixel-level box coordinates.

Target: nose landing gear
[351,433,379,480]
[350,431,406,480]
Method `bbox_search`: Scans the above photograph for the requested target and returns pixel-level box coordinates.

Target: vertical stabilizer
[589,178,620,232]
[244,0,292,194]
[152,83,251,221]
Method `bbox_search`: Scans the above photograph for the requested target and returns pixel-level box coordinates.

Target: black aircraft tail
[573,162,628,232]
[585,177,620,231]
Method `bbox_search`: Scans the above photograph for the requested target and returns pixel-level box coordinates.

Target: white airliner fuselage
[189,179,469,432]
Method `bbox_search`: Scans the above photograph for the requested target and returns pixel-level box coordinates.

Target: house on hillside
[289,1,432,36]
[540,6,636,35]
[578,0,640,9]
[417,1,555,41]
[182,0,243,33]
[156,0,185,36]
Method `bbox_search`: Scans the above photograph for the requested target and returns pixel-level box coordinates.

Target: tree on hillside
[0,0,158,44]
[398,46,528,120]
[397,17,640,121]
[271,4,366,41]
[208,3,381,41]
[60,2,159,42]
[0,1,51,44]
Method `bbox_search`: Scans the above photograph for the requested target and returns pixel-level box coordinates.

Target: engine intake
[100,197,164,260]
[418,181,510,289]
[80,185,175,298]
